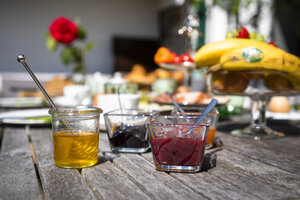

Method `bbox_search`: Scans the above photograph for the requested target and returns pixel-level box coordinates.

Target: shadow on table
[202,145,223,172]
[98,151,121,164]
[217,122,249,133]
[267,119,300,136]
[217,119,300,136]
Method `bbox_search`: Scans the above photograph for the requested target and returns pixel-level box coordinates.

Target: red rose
[49,17,78,45]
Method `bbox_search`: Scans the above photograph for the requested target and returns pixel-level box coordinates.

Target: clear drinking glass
[49,106,102,168]
[104,109,153,153]
[147,115,209,173]
[172,107,219,149]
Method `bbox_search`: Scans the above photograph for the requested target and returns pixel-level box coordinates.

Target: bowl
[147,114,209,172]
[104,109,153,153]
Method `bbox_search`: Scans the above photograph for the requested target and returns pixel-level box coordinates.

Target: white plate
[0,97,45,108]
[266,110,300,121]
[0,108,51,125]
[158,62,196,71]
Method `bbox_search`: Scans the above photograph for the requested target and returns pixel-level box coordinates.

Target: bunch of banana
[195,38,300,72]
[194,38,300,91]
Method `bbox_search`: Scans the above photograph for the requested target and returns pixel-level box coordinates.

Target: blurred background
[0,0,299,97]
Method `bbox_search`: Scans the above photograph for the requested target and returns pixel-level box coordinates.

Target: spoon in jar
[17,54,71,131]
[168,92,185,113]
[117,86,125,128]
[187,98,218,134]
[17,54,59,111]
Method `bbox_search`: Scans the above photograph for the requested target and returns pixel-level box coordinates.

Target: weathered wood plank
[142,151,259,200]
[84,133,153,200]
[207,153,300,199]
[217,115,300,156]
[82,161,152,200]
[99,132,111,152]
[214,147,300,194]
[0,127,3,151]
[113,153,208,200]
[97,133,208,199]
[215,131,300,175]
[217,119,300,157]
[172,172,259,200]
[262,135,300,157]
[0,127,32,156]
[0,127,42,200]
[29,128,97,200]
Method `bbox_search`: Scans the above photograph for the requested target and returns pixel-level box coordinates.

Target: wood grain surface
[0,117,299,200]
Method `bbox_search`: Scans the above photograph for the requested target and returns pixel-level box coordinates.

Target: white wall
[0,0,166,74]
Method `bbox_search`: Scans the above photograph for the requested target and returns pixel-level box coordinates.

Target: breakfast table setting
[1,20,300,200]
[0,55,299,199]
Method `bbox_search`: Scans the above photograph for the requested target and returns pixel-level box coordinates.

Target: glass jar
[104,109,153,153]
[147,114,209,173]
[49,106,102,168]
[172,107,219,149]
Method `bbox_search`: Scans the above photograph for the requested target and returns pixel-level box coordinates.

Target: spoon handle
[187,98,218,134]
[17,54,58,111]
[17,54,74,132]
[168,92,185,113]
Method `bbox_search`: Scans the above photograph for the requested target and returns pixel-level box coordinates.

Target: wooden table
[0,115,299,200]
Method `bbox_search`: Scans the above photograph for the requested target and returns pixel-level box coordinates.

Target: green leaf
[77,26,86,40]
[73,62,85,73]
[72,47,83,63]
[244,0,254,9]
[46,35,58,52]
[60,47,75,65]
[43,32,50,39]
[74,16,82,25]
[213,0,225,9]
[190,0,205,10]
[85,43,96,51]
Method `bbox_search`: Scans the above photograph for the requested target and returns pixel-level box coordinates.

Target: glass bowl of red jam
[147,114,209,173]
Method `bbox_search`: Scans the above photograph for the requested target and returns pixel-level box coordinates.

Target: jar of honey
[49,106,102,168]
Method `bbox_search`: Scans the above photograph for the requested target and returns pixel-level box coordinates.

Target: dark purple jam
[109,125,149,148]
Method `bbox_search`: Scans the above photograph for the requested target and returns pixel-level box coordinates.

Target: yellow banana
[208,67,300,92]
[195,38,287,67]
[264,72,300,92]
[218,46,300,72]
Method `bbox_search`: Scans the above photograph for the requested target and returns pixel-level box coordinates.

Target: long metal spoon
[17,54,71,131]
[17,54,59,111]
[187,98,218,134]
[168,92,185,113]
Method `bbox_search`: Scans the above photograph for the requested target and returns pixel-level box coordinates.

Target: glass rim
[149,122,209,128]
[176,111,219,117]
[173,107,219,113]
[104,108,156,117]
[149,115,209,128]
[49,106,103,115]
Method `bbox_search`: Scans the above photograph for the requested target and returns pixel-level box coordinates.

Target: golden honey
[53,131,99,168]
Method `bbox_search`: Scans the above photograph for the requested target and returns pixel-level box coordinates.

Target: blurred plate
[0,97,45,109]
[266,111,300,121]
[0,108,51,125]
[150,100,228,107]
[150,92,230,107]
[158,62,196,71]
